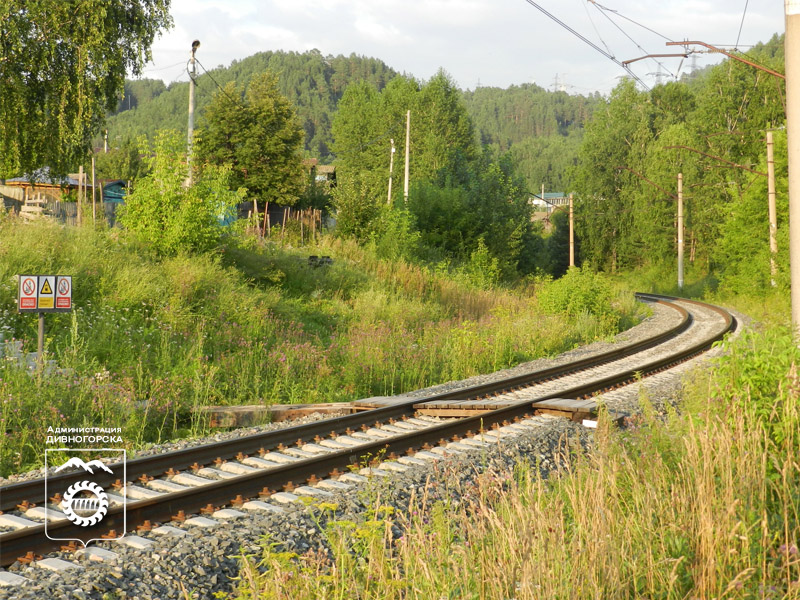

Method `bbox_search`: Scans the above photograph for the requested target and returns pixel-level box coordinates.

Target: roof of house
[531,192,567,200]
[5,167,81,187]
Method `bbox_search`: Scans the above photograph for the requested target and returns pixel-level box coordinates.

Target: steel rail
[0,294,735,566]
[0,294,688,513]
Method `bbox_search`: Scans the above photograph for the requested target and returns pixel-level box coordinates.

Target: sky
[142,0,787,96]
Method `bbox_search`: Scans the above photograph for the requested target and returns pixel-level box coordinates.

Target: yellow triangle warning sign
[40,279,53,294]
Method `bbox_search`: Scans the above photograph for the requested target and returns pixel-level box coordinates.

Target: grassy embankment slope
[230,269,800,599]
[0,217,638,477]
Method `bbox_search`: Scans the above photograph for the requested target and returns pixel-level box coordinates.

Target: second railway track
[0,292,736,574]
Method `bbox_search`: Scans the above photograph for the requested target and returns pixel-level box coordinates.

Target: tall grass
[231,328,800,599]
[0,218,639,475]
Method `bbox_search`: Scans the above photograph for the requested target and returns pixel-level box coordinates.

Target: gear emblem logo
[44,448,127,547]
[62,481,109,527]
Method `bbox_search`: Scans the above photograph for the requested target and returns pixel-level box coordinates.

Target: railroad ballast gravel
[0,418,586,599]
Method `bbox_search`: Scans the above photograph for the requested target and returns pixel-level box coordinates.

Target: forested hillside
[106,50,599,191]
[105,50,398,158]
[462,85,601,191]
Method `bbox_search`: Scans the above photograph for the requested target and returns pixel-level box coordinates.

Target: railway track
[0,293,735,580]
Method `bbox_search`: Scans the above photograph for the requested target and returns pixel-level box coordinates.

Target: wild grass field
[0,217,638,477]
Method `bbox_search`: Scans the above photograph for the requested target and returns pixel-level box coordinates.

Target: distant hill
[462,84,603,191]
[105,49,604,189]
[105,50,398,159]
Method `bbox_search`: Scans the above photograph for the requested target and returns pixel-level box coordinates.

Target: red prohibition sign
[22,278,35,295]
[58,278,70,295]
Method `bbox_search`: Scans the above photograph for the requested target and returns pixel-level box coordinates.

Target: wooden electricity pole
[568,193,575,267]
[77,165,84,226]
[677,173,684,291]
[767,131,779,286]
[671,29,795,329]
[403,111,410,203]
[91,156,97,225]
[387,139,395,205]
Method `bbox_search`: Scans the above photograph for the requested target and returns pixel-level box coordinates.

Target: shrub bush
[118,130,245,255]
[537,267,620,333]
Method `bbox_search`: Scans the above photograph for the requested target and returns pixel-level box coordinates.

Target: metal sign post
[18,274,73,371]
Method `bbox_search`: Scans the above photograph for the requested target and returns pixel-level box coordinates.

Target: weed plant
[230,327,800,599]
[0,218,638,476]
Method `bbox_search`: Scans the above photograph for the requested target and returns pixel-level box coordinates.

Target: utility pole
[542,184,546,216]
[786,1,800,334]
[91,156,97,225]
[568,193,575,267]
[77,165,83,227]
[187,40,200,185]
[403,111,410,203]
[387,139,395,206]
[678,173,684,291]
[767,131,779,286]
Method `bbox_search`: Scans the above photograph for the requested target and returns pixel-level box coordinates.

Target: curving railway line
[0,293,735,581]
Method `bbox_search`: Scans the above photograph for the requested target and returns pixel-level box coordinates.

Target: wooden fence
[239,201,325,244]
[1,198,121,227]
[2,196,326,238]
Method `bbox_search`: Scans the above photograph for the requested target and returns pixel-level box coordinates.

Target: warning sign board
[56,276,72,310]
[19,276,37,310]
[38,276,55,309]
[18,274,73,313]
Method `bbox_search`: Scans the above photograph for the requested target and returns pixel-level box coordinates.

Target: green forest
[573,34,786,296]
[104,49,598,193]
[39,31,789,297]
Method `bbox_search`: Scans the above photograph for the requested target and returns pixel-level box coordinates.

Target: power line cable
[588,1,674,42]
[589,2,677,81]
[735,0,750,50]
[141,60,185,74]
[521,0,650,90]
[195,59,243,110]
[168,66,187,85]
[579,0,615,61]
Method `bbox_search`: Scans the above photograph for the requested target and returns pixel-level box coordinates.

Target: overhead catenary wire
[579,0,615,62]
[588,2,779,87]
[588,0,674,43]
[589,1,677,81]
[521,0,650,90]
[735,0,750,50]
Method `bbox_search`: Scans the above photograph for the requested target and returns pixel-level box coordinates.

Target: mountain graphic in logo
[54,457,114,475]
